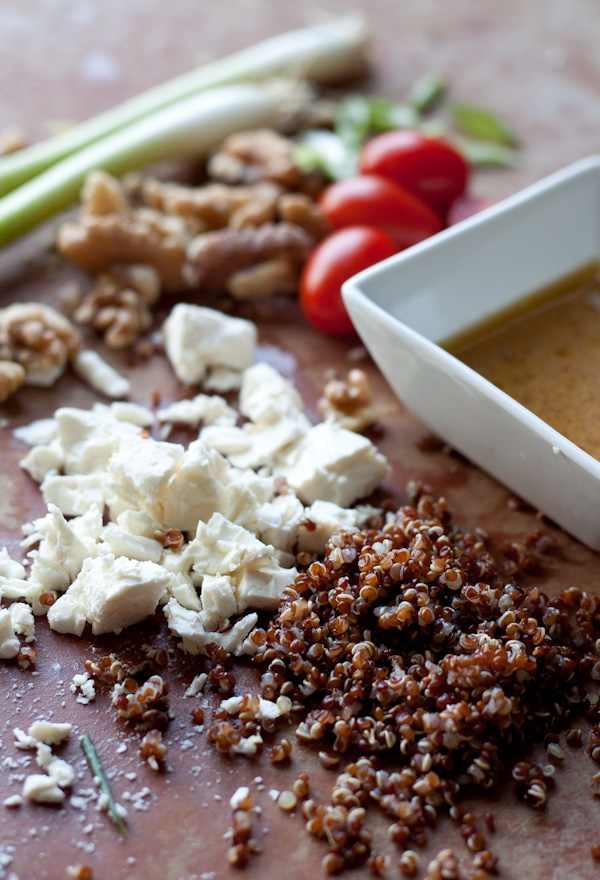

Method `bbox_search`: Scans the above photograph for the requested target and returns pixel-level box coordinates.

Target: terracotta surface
[1,2,600,879]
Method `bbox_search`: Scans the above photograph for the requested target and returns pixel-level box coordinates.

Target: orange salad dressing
[446,264,600,459]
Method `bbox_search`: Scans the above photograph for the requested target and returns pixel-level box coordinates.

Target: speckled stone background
[1,2,600,879]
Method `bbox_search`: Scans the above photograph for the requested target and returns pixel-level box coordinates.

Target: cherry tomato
[359,130,469,217]
[300,226,398,336]
[319,175,443,250]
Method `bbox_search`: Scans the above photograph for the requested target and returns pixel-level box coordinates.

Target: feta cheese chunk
[164,599,258,656]
[191,513,296,612]
[26,504,91,595]
[9,602,35,642]
[14,417,58,447]
[0,609,19,659]
[41,473,105,516]
[47,554,171,636]
[297,500,363,554]
[163,303,257,385]
[239,363,307,426]
[23,774,65,804]
[26,720,72,746]
[157,394,237,428]
[72,350,131,399]
[275,422,390,507]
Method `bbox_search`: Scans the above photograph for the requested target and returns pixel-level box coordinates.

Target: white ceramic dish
[342,156,600,550]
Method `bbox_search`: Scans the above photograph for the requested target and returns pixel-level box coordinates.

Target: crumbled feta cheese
[30,720,72,745]
[297,500,363,554]
[3,794,23,808]
[14,417,58,447]
[230,734,262,757]
[221,695,285,721]
[157,394,237,428]
[191,513,297,612]
[71,671,96,704]
[48,554,172,636]
[184,673,207,697]
[275,422,390,507]
[19,440,65,482]
[9,602,35,642]
[203,366,245,393]
[23,774,65,804]
[109,401,154,427]
[163,304,257,385]
[25,504,91,596]
[164,599,257,656]
[0,548,26,581]
[72,350,131,399]
[41,473,105,516]
[0,609,19,659]
[15,720,72,748]
[98,523,163,563]
[255,494,305,553]
[239,363,307,426]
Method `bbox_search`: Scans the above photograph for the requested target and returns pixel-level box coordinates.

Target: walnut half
[0,302,80,388]
[184,222,316,299]
[0,360,25,403]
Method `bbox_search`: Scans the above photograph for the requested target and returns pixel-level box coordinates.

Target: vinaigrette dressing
[446,263,600,460]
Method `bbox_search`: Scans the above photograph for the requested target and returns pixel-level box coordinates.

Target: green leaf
[81,733,128,834]
[294,130,358,181]
[372,101,420,131]
[409,73,446,113]
[450,102,518,147]
[454,137,519,168]
[334,95,372,148]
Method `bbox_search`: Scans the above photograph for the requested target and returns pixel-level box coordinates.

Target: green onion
[409,73,446,114]
[0,15,368,198]
[455,136,519,168]
[81,733,128,834]
[0,80,312,248]
[450,102,518,147]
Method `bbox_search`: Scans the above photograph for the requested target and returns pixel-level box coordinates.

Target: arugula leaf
[450,102,518,147]
[409,73,446,113]
[455,136,519,168]
[81,733,128,834]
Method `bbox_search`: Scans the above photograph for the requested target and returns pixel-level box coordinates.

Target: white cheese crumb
[157,394,237,428]
[23,774,65,804]
[71,671,96,704]
[184,673,207,697]
[230,786,251,810]
[72,350,131,399]
[3,794,23,808]
[163,303,256,385]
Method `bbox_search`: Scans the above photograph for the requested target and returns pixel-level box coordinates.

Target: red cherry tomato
[359,130,469,217]
[319,175,443,250]
[300,226,398,336]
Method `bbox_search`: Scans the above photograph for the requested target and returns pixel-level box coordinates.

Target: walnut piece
[142,178,282,234]
[0,303,80,387]
[207,129,304,189]
[57,171,190,291]
[74,263,161,349]
[184,222,315,296]
[0,360,25,402]
[228,260,297,301]
[318,369,396,433]
[277,192,330,239]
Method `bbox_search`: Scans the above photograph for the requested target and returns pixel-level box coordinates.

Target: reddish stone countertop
[1,3,600,879]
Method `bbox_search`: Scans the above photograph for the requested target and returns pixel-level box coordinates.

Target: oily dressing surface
[450,265,600,459]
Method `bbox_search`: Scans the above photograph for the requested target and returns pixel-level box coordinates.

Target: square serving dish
[342,156,600,550]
